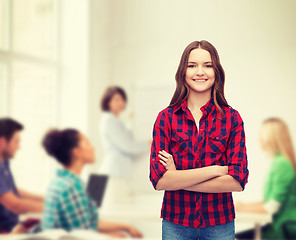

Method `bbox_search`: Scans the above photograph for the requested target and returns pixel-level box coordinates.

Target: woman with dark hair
[149,40,249,239]
[98,86,151,206]
[41,128,143,238]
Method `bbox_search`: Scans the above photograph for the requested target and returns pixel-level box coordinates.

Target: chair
[282,221,296,240]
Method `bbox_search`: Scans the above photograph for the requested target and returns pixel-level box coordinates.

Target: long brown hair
[169,40,229,119]
[261,117,296,172]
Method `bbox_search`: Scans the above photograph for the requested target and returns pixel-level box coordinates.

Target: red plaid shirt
[149,96,249,228]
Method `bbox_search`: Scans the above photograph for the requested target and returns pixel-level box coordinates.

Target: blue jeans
[162,219,235,240]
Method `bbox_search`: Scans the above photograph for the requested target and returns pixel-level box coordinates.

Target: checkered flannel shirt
[149,96,249,228]
[42,169,98,231]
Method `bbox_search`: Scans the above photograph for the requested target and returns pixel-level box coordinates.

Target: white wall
[88,0,296,200]
[7,0,296,201]
[58,0,89,131]
[8,0,92,194]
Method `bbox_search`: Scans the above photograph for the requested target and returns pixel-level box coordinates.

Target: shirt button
[216,137,219,140]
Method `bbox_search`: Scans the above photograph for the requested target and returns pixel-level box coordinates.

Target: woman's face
[109,93,126,115]
[1,131,21,159]
[74,133,96,164]
[185,48,215,95]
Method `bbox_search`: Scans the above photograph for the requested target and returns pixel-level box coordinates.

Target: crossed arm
[151,110,248,194]
[155,150,242,193]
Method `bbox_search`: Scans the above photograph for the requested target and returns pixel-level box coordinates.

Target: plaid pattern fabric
[42,169,98,231]
[149,96,249,228]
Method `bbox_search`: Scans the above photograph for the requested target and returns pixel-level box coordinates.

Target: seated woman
[235,117,296,239]
[41,128,143,238]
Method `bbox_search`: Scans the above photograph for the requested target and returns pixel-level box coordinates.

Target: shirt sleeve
[269,157,295,203]
[105,116,149,156]
[226,110,249,190]
[149,110,170,190]
[0,166,11,196]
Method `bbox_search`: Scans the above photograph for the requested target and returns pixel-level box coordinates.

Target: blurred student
[235,117,296,239]
[0,118,44,233]
[98,86,151,206]
[41,128,143,238]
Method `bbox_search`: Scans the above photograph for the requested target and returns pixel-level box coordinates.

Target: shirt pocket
[170,131,190,156]
[206,130,228,154]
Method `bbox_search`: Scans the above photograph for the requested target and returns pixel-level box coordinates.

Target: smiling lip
[193,79,208,81]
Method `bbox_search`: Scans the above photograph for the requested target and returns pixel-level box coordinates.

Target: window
[0,64,7,115]
[0,0,59,193]
[12,0,55,58]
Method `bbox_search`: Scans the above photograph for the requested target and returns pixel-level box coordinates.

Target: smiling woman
[186,52,215,87]
[149,40,249,240]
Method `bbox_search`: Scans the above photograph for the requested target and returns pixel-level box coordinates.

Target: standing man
[0,118,44,233]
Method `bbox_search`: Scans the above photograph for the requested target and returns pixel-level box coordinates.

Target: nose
[195,66,204,76]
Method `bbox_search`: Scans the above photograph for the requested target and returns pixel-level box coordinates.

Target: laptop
[86,174,109,207]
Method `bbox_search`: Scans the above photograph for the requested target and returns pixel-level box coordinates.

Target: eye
[187,65,195,68]
[205,65,213,68]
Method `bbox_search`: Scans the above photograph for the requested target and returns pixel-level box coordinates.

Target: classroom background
[0,0,295,238]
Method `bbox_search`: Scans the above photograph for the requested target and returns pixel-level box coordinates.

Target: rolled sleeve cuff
[149,159,168,190]
[228,165,249,191]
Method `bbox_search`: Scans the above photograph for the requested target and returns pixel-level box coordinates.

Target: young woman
[235,117,296,239]
[149,40,249,240]
[41,128,143,238]
[99,86,151,206]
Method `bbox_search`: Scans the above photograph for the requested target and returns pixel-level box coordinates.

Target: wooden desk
[19,195,272,239]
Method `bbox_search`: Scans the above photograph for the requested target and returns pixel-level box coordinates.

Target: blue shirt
[42,169,98,231]
[0,159,19,231]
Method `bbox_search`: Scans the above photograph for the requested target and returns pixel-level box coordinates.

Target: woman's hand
[126,226,143,238]
[98,220,142,238]
[10,223,28,234]
[105,231,127,238]
[158,150,176,170]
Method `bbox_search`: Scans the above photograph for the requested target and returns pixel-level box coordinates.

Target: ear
[0,137,6,148]
[71,147,80,159]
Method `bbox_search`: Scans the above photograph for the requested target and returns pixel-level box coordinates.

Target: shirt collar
[173,96,216,116]
[56,168,81,183]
